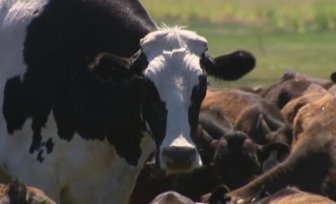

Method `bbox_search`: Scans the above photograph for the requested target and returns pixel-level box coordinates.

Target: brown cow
[255,187,336,204]
[205,85,336,203]
[206,187,336,204]
[197,128,288,190]
[260,70,335,109]
[281,84,327,124]
[201,87,292,146]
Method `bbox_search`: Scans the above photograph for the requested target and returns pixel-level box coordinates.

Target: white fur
[1,113,155,204]
[142,27,207,170]
[141,26,208,61]
[0,0,50,167]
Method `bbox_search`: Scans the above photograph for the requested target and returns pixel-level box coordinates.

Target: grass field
[141,0,336,88]
[194,26,336,88]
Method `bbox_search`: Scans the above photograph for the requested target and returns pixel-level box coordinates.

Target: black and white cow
[0,0,255,203]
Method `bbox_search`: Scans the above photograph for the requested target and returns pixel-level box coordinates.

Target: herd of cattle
[127,70,336,204]
[1,0,336,204]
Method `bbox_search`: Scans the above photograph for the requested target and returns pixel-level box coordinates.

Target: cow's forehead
[140,27,208,60]
[144,49,204,101]
[142,27,207,92]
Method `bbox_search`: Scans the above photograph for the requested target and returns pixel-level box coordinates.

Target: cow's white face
[141,27,208,173]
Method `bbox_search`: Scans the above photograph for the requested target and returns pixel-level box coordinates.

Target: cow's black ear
[201,50,256,80]
[257,114,272,136]
[89,53,133,81]
[197,125,215,145]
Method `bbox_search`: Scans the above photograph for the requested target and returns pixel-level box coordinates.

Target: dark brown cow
[201,87,292,146]
[206,85,336,203]
[197,127,288,190]
[260,70,335,109]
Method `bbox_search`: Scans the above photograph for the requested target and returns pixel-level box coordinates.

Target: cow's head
[198,129,289,188]
[90,27,255,174]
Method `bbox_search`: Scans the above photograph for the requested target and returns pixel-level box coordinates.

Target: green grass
[141,0,336,88]
[195,26,336,88]
[142,0,336,33]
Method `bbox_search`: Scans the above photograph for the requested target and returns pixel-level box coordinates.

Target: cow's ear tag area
[89,53,133,82]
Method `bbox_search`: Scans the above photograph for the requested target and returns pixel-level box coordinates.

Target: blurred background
[141,0,336,87]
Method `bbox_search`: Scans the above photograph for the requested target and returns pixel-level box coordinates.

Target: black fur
[142,79,167,148]
[201,50,255,80]
[189,75,207,143]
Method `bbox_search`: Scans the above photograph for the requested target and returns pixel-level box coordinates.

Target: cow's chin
[161,157,203,175]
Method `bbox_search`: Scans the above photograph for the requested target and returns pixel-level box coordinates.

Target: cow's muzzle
[161,146,198,173]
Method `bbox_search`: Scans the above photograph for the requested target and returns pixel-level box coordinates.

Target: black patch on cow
[33,138,54,162]
[30,132,42,154]
[142,78,167,148]
[3,76,29,134]
[46,138,54,154]
[189,75,207,142]
[4,0,158,165]
[37,150,44,163]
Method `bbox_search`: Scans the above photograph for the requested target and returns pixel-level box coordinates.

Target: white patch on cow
[0,0,49,186]
[0,0,49,80]
[141,27,207,170]
[0,112,155,204]
[0,0,50,152]
[141,26,207,61]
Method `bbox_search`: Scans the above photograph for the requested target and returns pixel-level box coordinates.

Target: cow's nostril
[162,146,197,169]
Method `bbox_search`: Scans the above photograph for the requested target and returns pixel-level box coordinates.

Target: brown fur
[281,84,328,124]
[201,87,292,145]
[291,86,336,150]
[201,87,259,123]
[261,70,334,109]
[269,193,335,204]
[256,188,336,204]
[209,85,336,203]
